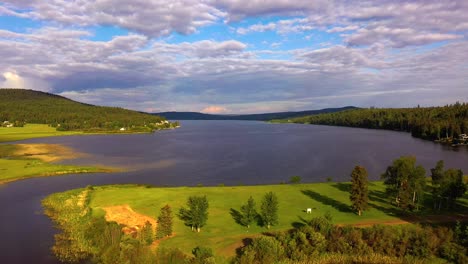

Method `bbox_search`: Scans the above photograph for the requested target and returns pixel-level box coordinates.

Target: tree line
[281,102,468,142]
[0,89,172,132]
[350,156,466,216]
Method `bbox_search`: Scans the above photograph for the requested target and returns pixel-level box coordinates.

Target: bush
[289,176,301,184]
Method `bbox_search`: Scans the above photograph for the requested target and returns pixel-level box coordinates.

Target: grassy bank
[43,183,468,258]
[0,142,116,184]
[0,124,83,142]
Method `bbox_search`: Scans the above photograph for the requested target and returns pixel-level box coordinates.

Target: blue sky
[0,1,467,113]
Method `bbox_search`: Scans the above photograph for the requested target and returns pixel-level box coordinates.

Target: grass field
[83,183,468,256]
[0,124,124,184]
[0,159,111,184]
[0,124,83,142]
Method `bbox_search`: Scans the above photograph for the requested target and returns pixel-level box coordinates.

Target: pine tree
[156,204,173,239]
[240,196,257,228]
[139,221,153,245]
[260,192,278,229]
[350,166,369,216]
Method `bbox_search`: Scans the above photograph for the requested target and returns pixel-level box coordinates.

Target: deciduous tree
[381,156,426,211]
[260,192,279,229]
[178,196,209,232]
[240,196,257,228]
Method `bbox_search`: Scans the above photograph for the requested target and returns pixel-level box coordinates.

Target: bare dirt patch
[14,143,85,162]
[102,205,157,234]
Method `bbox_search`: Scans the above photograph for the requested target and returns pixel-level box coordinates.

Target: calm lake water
[1,120,468,263]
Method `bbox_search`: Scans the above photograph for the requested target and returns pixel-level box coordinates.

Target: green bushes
[234,215,468,264]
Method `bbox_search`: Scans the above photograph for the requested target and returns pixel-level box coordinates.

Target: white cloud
[2,0,226,37]
[1,0,468,112]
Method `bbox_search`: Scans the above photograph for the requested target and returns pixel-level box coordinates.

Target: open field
[0,124,83,142]
[74,183,468,256]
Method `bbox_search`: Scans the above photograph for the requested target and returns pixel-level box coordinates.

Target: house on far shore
[459,134,468,140]
[2,121,13,128]
[120,127,126,131]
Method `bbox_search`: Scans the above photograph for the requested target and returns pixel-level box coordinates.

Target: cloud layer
[0,0,467,113]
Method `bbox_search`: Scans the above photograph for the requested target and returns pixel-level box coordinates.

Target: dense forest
[0,89,173,132]
[278,103,468,143]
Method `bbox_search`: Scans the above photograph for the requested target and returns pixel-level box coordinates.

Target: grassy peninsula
[43,179,468,263]
[0,142,114,184]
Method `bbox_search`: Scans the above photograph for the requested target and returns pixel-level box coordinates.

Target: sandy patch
[13,144,84,162]
[102,205,157,233]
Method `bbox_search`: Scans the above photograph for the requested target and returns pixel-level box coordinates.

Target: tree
[289,176,301,184]
[139,221,154,245]
[178,196,209,232]
[260,192,279,229]
[240,196,258,228]
[440,169,467,208]
[350,166,369,216]
[192,246,214,264]
[431,160,445,210]
[381,156,426,211]
[156,204,173,239]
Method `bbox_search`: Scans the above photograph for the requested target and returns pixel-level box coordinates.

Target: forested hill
[0,89,168,132]
[277,103,468,142]
[155,106,357,121]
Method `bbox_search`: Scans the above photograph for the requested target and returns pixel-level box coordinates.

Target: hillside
[276,103,468,142]
[0,89,167,132]
[155,106,357,121]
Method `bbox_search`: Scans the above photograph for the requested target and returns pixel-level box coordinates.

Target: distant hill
[0,89,167,131]
[155,106,357,121]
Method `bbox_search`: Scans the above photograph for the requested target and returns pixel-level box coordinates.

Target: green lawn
[0,124,82,142]
[84,182,467,256]
[0,159,110,184]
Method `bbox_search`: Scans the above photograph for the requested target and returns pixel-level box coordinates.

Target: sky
[0,1,467,114]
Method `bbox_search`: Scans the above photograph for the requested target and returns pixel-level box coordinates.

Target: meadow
[81,182,468,256]
[0,124,82,142]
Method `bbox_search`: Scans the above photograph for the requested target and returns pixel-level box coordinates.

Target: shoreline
[0,141,121,185]
[0,123,181,184]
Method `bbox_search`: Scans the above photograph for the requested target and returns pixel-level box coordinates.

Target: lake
[1,120,468,263]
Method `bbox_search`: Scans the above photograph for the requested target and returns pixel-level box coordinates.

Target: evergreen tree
[431,160,445,210]
[240,196,257,228]
[260,192,279,229]
[349,166,369,216]
[156,204,173,239]
[139,221,153,245]
[178,196,209,232]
